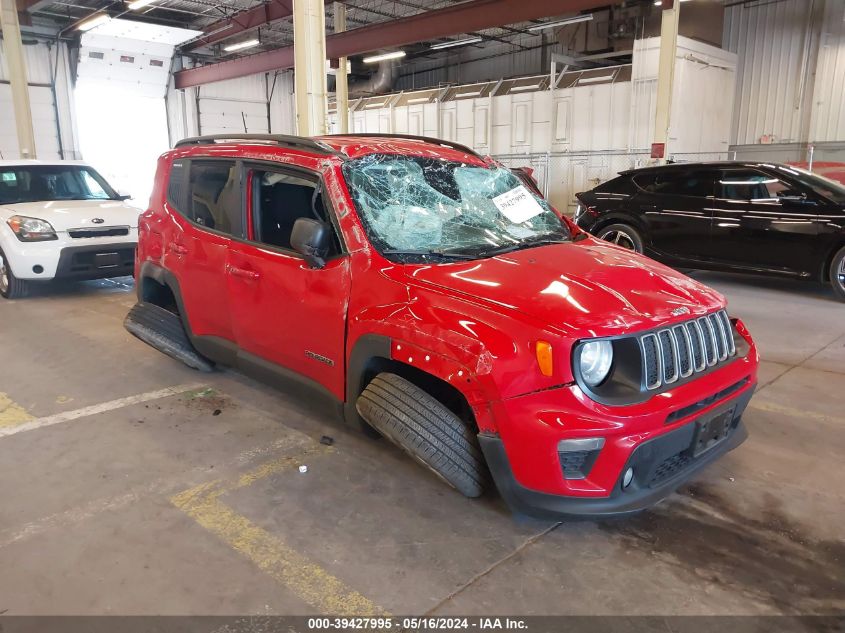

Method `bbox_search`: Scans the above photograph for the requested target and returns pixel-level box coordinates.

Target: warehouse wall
[725,0,845,147]
[165,63,296,142]
[0,39,79,160]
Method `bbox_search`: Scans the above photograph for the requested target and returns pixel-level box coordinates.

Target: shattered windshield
[342,154,569,262]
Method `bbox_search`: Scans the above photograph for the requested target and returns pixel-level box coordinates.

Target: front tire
[596,223,644,253]
[0,248,31,299]
[830,246,845,302]
[356,373,487,498]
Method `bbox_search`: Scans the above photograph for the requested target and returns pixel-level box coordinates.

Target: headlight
[6,215,58,242]
[578,340,613,387]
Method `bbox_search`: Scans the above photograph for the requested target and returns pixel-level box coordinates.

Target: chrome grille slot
[641,310,738,391]
[658,329,679,384]
[641,333,662,390]
[68,226,130,239]
[673,324,693,378]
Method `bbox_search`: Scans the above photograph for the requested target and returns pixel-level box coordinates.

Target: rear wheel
[0,248,30,299]
[830,246,845,302]
[356,372,487,498]
[596,223,644,253]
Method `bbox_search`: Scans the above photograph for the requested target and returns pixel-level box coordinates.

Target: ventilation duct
[348,60,397,97]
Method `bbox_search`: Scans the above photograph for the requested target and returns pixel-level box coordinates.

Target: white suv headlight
[7,215,58,242]
[578,340,613,387]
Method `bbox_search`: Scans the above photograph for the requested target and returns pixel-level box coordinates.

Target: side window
[167,160,185,209]
[595,176,637,195]
[718,169,796,203]
[635,171,716,198]
[187,161,242,236]
[250,169,340,255]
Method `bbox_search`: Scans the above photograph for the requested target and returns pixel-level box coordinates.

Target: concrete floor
[0,272,843,617]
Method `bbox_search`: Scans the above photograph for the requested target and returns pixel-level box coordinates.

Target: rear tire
[596,223,644,253]
[356,372,487,498]
[124,302,215,372]
[0,248,30,299]
[830,246,845,302]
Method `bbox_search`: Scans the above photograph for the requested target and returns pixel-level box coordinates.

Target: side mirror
[291,217,331,269]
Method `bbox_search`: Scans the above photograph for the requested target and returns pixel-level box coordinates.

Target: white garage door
[0,84,61,160]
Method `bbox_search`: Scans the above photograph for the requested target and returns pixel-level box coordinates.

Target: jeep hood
[401,239,725,337]
[0,200,141,231]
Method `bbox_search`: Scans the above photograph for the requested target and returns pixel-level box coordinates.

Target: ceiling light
[127,0,155,9]
[223,38,260,52]
[77,14,110,31]
[430,36,482,50]
[407,96,431,104]
[527,14,593,31]
[363,50,406,64]
[510,83,540,92]
[578,74,614,84]
[455,90,483,98]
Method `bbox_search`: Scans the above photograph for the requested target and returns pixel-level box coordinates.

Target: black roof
[619,161,792,176]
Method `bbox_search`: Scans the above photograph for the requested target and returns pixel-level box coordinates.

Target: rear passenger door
[227,163,350,400]
[164,158,243,349]
[632,169,719,263]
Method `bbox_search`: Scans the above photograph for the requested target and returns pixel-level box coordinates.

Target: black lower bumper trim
[480,386,754,519]
[56,243,136,280]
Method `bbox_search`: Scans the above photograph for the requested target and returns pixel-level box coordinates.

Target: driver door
[708,167,821,276]
[226,163,350,400]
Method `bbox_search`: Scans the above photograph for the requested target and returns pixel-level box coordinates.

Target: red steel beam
[175,0,609,89]
[182,0,293,52]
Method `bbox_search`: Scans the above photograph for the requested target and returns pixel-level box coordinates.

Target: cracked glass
[342,154,569,262]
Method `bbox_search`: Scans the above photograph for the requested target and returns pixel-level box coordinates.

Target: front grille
[68,226,130,239]
[640,310,737,391]
[559,451,591,479]
[648,453,693,487]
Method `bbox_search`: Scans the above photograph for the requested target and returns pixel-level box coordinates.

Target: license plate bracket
[94,252,120,269]
[691,407,735,457]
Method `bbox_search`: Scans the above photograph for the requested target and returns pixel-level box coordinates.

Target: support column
[293,0,328,136]
[0,0,37,158]
[333,1,349,134]
[652,0,680,165]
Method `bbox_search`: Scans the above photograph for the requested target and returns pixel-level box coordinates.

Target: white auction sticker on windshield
[492,185,544,224]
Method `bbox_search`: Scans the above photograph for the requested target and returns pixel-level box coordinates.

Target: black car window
[634,170,716,198]
[594,176,637,195]
[250,168,341,256]
[718,169,796,203]
[187,161,243,237]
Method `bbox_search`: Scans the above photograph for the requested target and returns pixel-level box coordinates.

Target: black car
[574,162,845,301]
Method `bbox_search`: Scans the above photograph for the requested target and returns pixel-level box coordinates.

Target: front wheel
[829,246,845,302]
[596,223,644,253]
[0,248,30,299]
[356,373,487,498]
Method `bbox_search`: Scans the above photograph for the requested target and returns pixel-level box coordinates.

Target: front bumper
[480,387,752,518]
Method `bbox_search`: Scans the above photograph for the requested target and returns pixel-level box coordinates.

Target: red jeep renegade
[127,133,759,518]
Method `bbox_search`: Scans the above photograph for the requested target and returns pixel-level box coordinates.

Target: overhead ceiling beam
[174,0,608,89]
[182,0,293,51]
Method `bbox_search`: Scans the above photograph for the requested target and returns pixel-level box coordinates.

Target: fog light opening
[32,265,44,274]
[622,467,634,489]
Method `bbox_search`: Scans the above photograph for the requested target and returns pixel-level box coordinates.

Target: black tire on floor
[356,372,487,498]
[829,246,845,302]
[0,248,31,299]
[124,302,215,372]
[596,223,645,253]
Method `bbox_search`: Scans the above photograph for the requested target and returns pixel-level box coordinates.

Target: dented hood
[401,239,725,337]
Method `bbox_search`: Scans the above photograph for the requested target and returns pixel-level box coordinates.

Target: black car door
[709,167,821,276]
[631,168,720,263]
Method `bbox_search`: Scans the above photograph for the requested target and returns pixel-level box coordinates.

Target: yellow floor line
[0,393,34,429]
[749,400,843,426]
[171,445,387,616]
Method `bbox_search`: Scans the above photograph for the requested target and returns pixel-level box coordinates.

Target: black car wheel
[0,248,30,299]
[830,246,845,302]
[596,224,644,253]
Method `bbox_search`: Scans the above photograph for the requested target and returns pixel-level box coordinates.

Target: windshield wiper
[441,233,571,258]
[381,249,479,260]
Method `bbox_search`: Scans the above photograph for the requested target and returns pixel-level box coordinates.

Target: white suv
[0,161,140,299]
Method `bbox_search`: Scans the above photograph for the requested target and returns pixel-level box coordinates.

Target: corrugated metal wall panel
[810,0,845,142]
[724,0,821,145]
[0,42,53,84]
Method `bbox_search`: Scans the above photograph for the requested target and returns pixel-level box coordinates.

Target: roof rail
[322,133,481,159]
[174,134,338,156]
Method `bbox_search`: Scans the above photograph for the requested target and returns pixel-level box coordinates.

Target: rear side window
[167,160,185,208]
[594,176,637,195]
[634,170,717,198]
[186,161,243,237]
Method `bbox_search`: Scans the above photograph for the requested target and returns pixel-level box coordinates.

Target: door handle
[169,243,188,255]
[227,265,261,281]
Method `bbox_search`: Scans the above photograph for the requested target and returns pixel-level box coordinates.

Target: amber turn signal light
[535,340,554,377]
